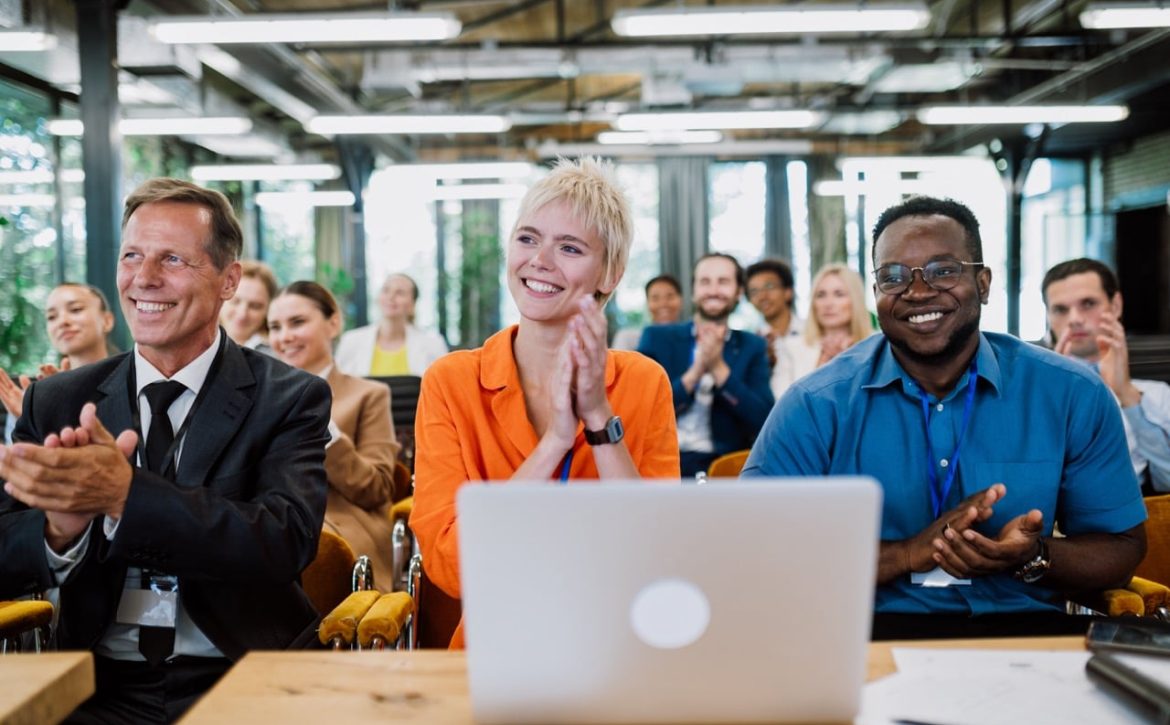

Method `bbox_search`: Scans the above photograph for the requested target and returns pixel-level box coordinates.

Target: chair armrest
[318,590,381,649]
[357,592,414,649]
[390,496,413,522]
[1094,588,1147,617]
[0,600,54,639]
[1128,576,1170,619]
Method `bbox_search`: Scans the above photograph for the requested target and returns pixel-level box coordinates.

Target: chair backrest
[1129,336,1170,383]
[302,529,357,615]
[1136,494,1170,585]
[368,375,423,471]
[707,449,750,478]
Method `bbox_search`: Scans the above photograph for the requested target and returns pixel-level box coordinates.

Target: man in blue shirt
[743,196,1147,638]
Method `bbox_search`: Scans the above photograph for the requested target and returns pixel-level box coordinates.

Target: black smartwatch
[1013,538,1051,583]
[584,416,624,446]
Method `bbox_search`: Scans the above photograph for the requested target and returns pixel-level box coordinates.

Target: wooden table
[0,652,94,725]
[182,637,1085,723]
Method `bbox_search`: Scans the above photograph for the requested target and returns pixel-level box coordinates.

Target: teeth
[137,301,175,313]
[909,311,944,324]
[525,279,561,294]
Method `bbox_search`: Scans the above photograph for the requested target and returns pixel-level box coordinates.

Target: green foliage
[456,204,501,347]
[0,220,53,372]
[318,263,356,328]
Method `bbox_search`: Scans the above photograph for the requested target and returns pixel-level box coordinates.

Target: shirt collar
[134,329,221,397]
[690,320,733,342]
[863,331,1002,398]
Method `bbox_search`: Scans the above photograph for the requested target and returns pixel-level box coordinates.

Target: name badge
[116,570,179,628]
[911,567,972,587]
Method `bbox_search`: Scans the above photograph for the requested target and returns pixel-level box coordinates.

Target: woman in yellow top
[334,273,449,376]
[410,157,681,648]
[267,280,405,588]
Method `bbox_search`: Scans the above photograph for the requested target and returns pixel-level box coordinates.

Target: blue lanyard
[557,449,573,484]
[918,360,978,519]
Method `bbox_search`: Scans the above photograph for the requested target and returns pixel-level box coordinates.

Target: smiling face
[812,272,854,333]
[44,285,113,364]
[220,275,272,344]
[746,270,793,325]
[646,279,683,324]
[1044,271,1121,361]
[873,214,990,366]
[267,292,340,373]
[117,201,241,376]
[507,200,611,325]
[378,274,416,323]
[692,256,741,322]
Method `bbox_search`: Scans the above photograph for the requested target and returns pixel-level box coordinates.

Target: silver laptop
[457,478,882,724]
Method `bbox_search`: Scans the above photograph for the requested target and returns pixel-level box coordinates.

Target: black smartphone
[1086,619,1170,658]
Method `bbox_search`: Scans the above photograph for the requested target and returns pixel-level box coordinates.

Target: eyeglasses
[873,260,984,296]
[747,282,783,298]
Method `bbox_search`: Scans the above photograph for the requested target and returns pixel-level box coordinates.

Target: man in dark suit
[0,178,331,723]
[639,253,773,477]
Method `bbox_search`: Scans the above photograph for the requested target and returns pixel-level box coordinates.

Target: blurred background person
[612,274,684,349]
[336,272,448,377]
[799,263,874,371]
[221,260,278,355]
[268,280,404,589]
[0,282,116,441]
[745,258,804,399]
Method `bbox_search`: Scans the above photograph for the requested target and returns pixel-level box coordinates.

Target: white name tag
[911,567,972,587]
[115,571,179,627]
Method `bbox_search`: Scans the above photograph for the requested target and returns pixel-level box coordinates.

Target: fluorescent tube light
[47,117,254,136]
[429,183,528,201]
[1080,2,1170,28]
[190,164,341,182]
[254,190,356,209]
[614,110,822,131]
[397,162,533,180]
[612,3,930,37]
[306,115,511,135]
[917,105,1129,125]
[597,130,723,145]
[150,12,461,45]
[0,169,85,184]
[0,193,57,207]
[0,30,58,52]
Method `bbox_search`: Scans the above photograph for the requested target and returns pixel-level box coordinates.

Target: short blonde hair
[804,263,874,346]
[510,157,633,306]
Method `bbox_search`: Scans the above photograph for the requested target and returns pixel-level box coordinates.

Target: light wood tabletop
[0,651,95,725]
[181,637,1086,723]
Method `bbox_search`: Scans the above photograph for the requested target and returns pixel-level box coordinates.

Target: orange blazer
[410,326,680,647]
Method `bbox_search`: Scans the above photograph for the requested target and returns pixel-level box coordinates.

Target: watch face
[608,416,624,441]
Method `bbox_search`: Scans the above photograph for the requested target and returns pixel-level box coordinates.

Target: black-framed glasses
[873,260,984,296]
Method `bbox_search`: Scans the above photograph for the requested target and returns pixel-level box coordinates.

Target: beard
[886,313,981,369]
[695,296,738,323]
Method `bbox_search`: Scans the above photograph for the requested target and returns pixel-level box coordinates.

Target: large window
[709,161,767,331]
[609,163,660,330]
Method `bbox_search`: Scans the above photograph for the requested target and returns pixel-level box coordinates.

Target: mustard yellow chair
[0,599,53,653]
[707,450,751,479]
[1084,495,1170,618]
[390,495,415,592]
[302,529,377,615]
[318,591,414,651]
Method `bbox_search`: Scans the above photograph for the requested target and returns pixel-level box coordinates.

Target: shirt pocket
[968,460,1061,534]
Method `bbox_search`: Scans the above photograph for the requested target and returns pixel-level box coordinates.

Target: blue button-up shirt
[743,331,1146,615]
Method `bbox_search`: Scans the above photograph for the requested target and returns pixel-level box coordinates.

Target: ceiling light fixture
[597,130,724,145]
[190,164,341,182]
[149,12,461,45]
[0,30,58,52]
[1080,2,1170,28]
[47,117,254,136]
[254,190,356,209]
[393,162,533,179]
[611,3,930,37]
[917,105,1129,124]
[306,114,512,135]
[428,183,529,201]
[614,110,822,131]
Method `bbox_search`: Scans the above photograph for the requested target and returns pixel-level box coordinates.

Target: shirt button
[940,458,949,468]
[936,403,944,412]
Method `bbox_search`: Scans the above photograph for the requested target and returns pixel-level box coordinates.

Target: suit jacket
[323,368,402,588]
[0,339,331,660]
[334,323,448,377]
[638,321,774,456]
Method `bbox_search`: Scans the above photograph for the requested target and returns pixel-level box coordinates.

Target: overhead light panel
[150,12,461,44]
[191,164,341,182]
[614,110,822,131]
[395,162,533,179]
[597,130,723,145]
[255,190,356,209]
[0,30,57,51]
[428,183,528,201]
[1080,2,1170,28]
[917,105,1129,125]
[306,114,511,135]
[47,117,254,136]
[612,3,930,37]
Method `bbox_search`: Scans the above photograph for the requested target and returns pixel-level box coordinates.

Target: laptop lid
[457,478,882,724]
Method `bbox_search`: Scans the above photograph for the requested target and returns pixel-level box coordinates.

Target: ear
[1111,291,1124,318]
[976,266,992,305]
[327,312,343,340]
[101,311,115,335]
[220,261,242,302]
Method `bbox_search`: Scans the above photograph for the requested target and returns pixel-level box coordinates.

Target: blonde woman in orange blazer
[268,280,405,589]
